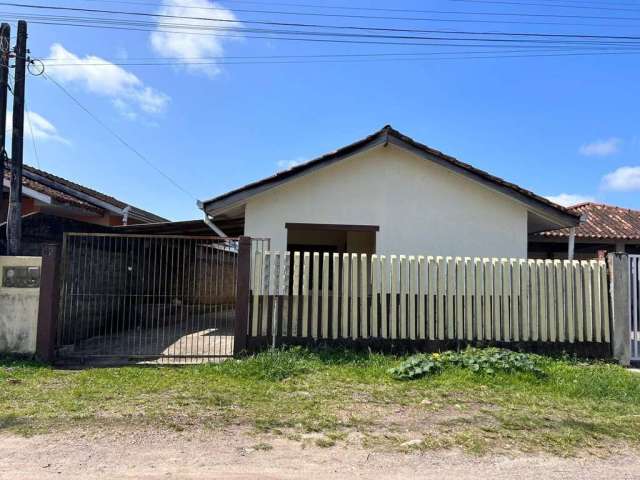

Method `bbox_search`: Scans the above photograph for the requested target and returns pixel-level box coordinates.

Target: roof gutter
[203,212,227,238]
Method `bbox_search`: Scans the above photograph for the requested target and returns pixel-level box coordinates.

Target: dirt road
[1,427,639,480]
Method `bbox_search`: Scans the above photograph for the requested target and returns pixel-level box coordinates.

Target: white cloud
[45,43,169,116]
[602,166,640,192]
[7,111,69,145]
[276,157,305,171]
[150,0,242,77]
[579,137,621,157]
[546,193,594,207]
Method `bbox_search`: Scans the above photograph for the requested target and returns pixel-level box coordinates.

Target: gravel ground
[1,427,639,480]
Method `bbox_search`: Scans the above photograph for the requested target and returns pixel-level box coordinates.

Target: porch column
[567,227,576,260]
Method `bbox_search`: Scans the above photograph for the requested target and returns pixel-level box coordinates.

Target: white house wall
[244,144,528,258]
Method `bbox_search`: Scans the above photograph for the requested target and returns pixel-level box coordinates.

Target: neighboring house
[199,125,579,258]
[530,202,640,259]
[1,162,168,255]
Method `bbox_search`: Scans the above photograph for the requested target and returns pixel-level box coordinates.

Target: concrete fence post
[36,243,61,363]
[234,236,251,357]
[608,252,630,366]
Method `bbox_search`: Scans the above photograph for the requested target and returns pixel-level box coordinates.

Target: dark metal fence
[56,233,241,363]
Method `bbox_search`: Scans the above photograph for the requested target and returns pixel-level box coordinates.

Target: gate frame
[233,236,251,356]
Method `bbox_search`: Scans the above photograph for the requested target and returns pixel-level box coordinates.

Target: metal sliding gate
[55,233,239,363]
[631,255,640,362]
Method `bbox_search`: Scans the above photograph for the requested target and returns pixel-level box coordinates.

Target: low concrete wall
[0,256,42,354]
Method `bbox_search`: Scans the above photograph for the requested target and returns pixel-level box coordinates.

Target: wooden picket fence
[249,252,611,345]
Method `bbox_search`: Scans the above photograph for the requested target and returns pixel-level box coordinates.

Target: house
[1,162,167,255]
[199,125,579,258]
[529,202,640,259]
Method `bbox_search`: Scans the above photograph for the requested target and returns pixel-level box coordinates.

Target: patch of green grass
[1,348,640,456]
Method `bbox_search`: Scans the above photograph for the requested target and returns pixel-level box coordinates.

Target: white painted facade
[244,144,529,258]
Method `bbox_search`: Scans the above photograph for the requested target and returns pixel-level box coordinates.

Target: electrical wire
[7,2,639,25]
[5,2,640,40]
[41,71,196,201]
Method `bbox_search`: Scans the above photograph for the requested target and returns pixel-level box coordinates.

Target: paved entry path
[1,428,639,480]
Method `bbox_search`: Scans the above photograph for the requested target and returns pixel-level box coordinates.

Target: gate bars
[56,233,240,363]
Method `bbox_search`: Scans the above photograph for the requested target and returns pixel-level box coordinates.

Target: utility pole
[7,20,26,256]
[0,23,9,224]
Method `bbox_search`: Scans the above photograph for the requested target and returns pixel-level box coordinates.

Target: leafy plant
[388,348,547,380]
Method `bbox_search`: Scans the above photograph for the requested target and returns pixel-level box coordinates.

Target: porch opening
[285,222,377,255]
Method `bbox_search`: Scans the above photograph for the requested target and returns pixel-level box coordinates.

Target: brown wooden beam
[285,222,379,232]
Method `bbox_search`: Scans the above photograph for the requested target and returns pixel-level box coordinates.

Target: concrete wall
[0,256,41,354]
[245,144,529,258]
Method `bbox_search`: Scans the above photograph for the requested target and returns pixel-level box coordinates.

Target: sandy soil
[1,427,639,480]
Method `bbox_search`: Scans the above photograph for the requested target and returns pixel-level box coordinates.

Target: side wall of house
[244,144,529,258]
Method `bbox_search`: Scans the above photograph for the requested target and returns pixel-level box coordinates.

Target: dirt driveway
[1,427,639,480]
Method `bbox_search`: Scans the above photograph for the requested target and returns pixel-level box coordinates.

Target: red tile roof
[536,202,640,240]
[3,161,167,223]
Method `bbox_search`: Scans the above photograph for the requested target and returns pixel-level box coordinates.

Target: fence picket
[584,261,593,342]
[592,260,602,343]
[493,259,501,341]
[251,250,263,337]
[418,256,426,340]
[436,257,446,340]
[341,253,350,338]
[409,256,417,340]
[399,256,408,339]
[511,260,520,342]
[455,258,464,340]
[446,257,456,340]
[312,252,319,339]
[332,253,339,339]
[574,260,584,342]
[465,258,474,341]
[390,255,398,339]
[502,259,511,342]
[361,254,368,338]
[484,259,493,341]
[601,263,610,343]
[351,254,359,340]
[529,260,538,342]
[371,255,379,338]
[521,260,530,342]
[380,255,388,338]
[474,258,483,340]
[565,260,574,343]
[292,252,300,337]
[282,252,290,338]
[321,252,329,338]
[272,252,281,339]
[302,252,310,338]
[428,257,437,340]
[261,252,271,337]
[555,260,564,343]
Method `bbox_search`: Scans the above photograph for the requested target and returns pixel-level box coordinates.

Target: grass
[1,348,640,456]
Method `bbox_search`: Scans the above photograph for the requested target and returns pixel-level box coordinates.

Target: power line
[5,2,640,40]
[449,0,640,13]
[3,11,640,51]
[41,71,196,201]
[7,1,640,26]
[78,0,640,18]
[36,49,640,67]
[13,17,640,50]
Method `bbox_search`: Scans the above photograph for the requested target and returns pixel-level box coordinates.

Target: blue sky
[9,0,640,220]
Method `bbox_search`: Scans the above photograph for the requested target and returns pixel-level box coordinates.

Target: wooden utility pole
[0,23,9,221]
[7,20,26,256]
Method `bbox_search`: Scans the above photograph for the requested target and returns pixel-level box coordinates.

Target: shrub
[388,348,546,380]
